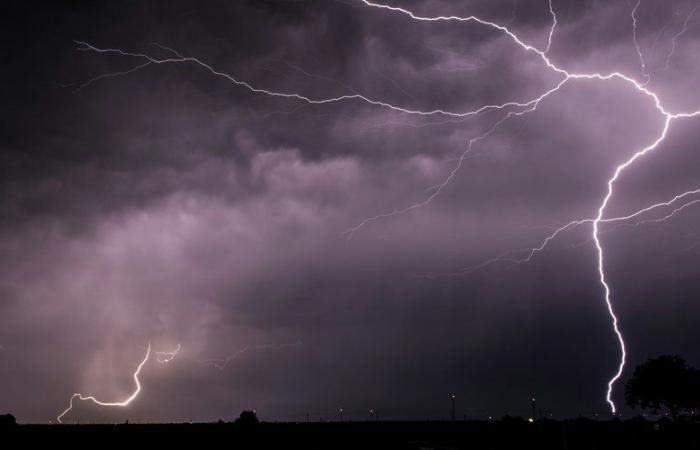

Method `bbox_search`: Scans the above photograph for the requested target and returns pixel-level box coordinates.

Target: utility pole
[450,394,456,422]
[339,408,344,422]
[531,397,536,421]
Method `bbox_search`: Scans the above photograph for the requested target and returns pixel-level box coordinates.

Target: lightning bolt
[631,0,651,85]
[70,0,700,413]
[350,1,700,413]
[592,116,669,412]
[544,0,557,55]
[343,79,569,236]
[57,341,178,423]
[72,40,549,119]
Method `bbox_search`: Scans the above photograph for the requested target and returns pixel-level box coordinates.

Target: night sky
[3,0,700,424]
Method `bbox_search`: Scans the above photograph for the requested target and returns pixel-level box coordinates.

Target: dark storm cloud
[2,0,700,423]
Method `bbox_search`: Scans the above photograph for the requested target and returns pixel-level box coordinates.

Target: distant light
[528,418,534,423]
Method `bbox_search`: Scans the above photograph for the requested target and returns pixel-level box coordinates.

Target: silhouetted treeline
[6,418,700,449]
[626,355,700,421]
[0,414,16,426]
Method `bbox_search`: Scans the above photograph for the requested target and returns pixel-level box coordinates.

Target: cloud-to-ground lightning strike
[57,343,150,423]
[72,0,700,413]
[355,0,700,414]
[198,341,303,371]
[57,342,179,423]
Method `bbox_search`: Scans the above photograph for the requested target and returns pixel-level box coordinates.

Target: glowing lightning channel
[355,0,700,414]
[545,0,557,55]
[347,0,688,234]
[631,0,651,85]
[436,186,700,277]
[344,80,568,236]
[155,343,181,364]
[72,40,553,120]
[593,115,670,412]
[57,342,174,423]
[73,0,700,414]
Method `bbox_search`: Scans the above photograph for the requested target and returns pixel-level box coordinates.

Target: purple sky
[3,0,700,423]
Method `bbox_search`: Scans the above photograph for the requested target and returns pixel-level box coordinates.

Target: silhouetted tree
[0,414,16,426]
[235,410,259,426]
[625,355,700,421]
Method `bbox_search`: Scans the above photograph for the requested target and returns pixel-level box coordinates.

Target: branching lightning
[71,0,700,413]
[351,1,700,413]
[57,342,178,423]
[155,343,181,364]
[427,187,700,278]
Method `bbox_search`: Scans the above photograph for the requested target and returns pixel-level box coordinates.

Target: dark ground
[3,419,700,449]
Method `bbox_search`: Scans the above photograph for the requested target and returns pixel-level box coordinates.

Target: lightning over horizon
[69,0,700,414]
[57,343,151,423]
[56,342,182,423]
[5,0,700,424]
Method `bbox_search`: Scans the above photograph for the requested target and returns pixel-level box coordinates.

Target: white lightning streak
[439,187,700,277]
[631,0,651,85]
[72,40,552,120]
[57,343,152,423]
[68,60,153,92]
[359,0,564,74]
[344,79,569,236]
[348,1,694,234]
[73,0,700,414]
[631,198,700,226]
[545,0,557,55]
[593,116,671,412]
[155,343,181,364]
[355,0,700,414]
